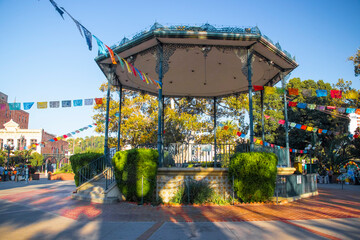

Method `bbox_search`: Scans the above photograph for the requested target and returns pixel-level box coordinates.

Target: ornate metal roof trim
[94,23,295,64]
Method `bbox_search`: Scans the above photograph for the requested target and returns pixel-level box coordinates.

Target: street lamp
[4,143,14,170]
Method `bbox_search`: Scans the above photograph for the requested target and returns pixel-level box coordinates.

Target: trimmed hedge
[112,148,158,203]
[70,152,103,186]
[229,152,278,202]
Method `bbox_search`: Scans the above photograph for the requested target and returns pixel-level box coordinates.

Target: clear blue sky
[0,0,359,138]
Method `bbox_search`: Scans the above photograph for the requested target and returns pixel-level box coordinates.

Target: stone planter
[49,173,75,181]
[31,173,40,180]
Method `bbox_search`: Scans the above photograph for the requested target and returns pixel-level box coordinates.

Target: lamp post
[4,143,14,170]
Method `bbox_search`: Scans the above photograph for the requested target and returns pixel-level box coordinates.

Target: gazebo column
[104,80,111,163]
[281,72,290,167]
[247,49,254,151]
[117,84,123,151]
[261,90,265,146]
[213,97,217,168]
[157,44,164,167]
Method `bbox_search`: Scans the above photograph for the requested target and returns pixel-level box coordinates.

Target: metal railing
[78,155,107,187]
[104,165,116,190]
[165,143,236,168]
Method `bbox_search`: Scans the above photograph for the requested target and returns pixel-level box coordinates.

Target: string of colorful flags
[48,0,161,89]
[26,123,97,150]
[287,101,360,115]
[264,115,360,139]
[218,123,309,153]
[0,98,104,111]
[253,85,359,100]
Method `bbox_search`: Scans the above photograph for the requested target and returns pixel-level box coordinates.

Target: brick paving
[1,181,359,223]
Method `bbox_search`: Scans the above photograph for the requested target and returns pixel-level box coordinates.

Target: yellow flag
[264,86,275,95]
[256,139,262,144]
[306,126,313,131]
[56,136,62,141]
[37,102,48,109]
[344,90,358,99]
[122,58,132,74]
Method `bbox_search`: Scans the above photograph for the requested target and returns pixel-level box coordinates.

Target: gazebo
[94,23,298,167]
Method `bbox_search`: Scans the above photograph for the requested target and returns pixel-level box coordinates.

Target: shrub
[112,148,158,203]
[170,179,214,204]
[70,152,103,186]
[229,152,278,203]
[55,163,73,174]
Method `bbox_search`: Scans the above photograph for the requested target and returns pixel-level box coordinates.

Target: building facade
[0,119,68,155]
[0,92,29,129]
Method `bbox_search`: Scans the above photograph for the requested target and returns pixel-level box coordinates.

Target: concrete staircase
[72,171,122,204]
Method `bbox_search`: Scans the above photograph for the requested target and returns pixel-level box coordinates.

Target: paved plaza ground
[0,174,359,240]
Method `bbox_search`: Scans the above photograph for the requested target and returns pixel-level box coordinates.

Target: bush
[55,163,73,174]
[229,152,278,203]
[70,152,103,186]
[112,148,158,203]
[170,179,214,204]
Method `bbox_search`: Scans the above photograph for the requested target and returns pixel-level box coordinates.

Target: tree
[349,48,360,77]
[31,152,43,167]
[93,83,248,147]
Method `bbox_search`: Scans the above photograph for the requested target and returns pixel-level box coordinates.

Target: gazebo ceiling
[95,24,298,98]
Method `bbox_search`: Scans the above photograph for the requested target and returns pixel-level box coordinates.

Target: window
[30,139,37,145]
[0,139,3,149]
[17,139,21,150]
[7,139,14,145]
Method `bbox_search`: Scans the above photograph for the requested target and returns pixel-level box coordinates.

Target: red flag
[63,135,68,139]
[236,131,241,136]
[128,63,137,76]
[253,85,264,92]
[330,90,342,99]
[95,98,103,105]
[54,138,58,142]
[278,119,285,125]
[224,126,229,131]
[301,125,307,130]
[288,101,297,107]
[105,45,117,65]
[356,109,360,115]
[327,106,336,110]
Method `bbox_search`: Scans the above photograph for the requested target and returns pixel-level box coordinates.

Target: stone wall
[156,168,232,203]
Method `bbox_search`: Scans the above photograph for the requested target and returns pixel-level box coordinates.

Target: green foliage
[93,84,248,148]
[112,148,158,203]
[349,48,360,77]
[55,163,73,174]
[229,152,278,203]
[67,136,104,154]
[31,152,43,167]
[70,152,103,186]
[170,179,214,204]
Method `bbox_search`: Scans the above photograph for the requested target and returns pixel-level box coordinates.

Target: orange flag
[288,88,299,96]
[105,45,117,65]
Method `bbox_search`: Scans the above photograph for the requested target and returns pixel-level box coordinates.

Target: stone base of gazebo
[156,168,232,203]
[156,167,315,203]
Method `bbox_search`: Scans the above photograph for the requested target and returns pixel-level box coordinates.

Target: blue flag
[60,7,83,37]
[297,103,307,109]
[316,90,327,97]
[49,0,64,19]
[81,25,92,51]
[73,99,83,107]
[9,103,21,110]
[93,35,107,55]
[62,100,71,108]
[346,108,356,113]
[23,102,34,110]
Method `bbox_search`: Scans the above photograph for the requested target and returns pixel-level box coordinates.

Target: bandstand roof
[95,23,298,98]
